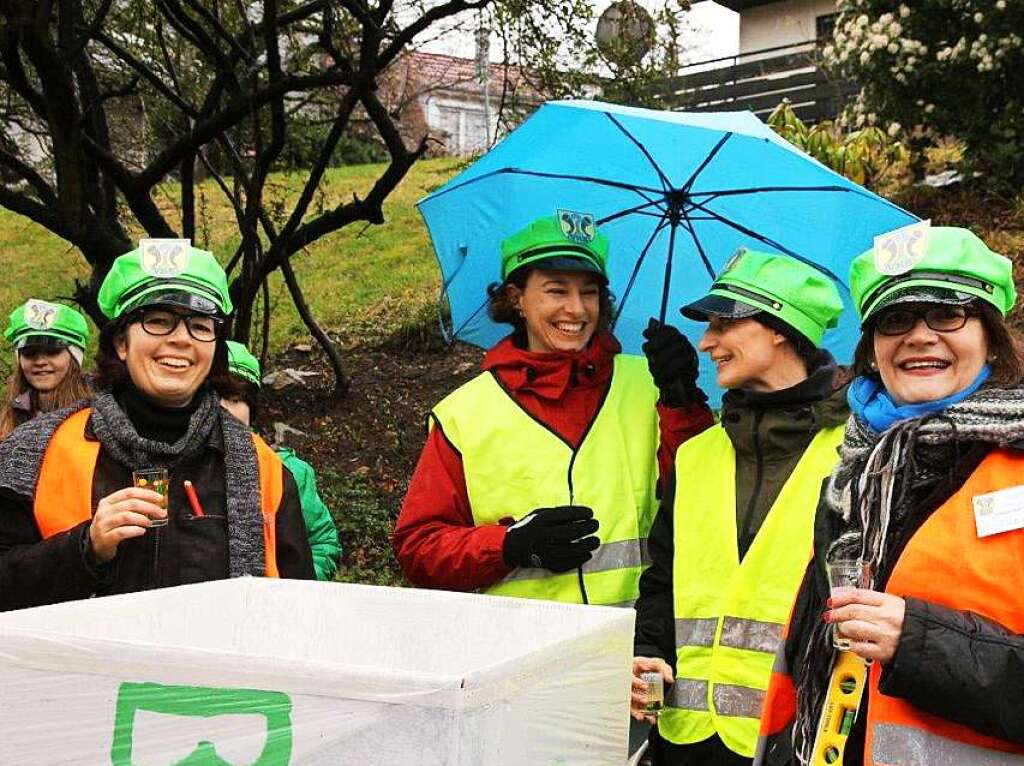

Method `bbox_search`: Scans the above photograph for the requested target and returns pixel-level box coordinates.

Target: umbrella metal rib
[612,217,670,331]
[604,112,673,193]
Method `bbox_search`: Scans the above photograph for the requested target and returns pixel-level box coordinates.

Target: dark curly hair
[486,264,616,336]
[93,312,243,398]
[852,300,1024,386]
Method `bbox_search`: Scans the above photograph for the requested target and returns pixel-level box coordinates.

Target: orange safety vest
[756,447,1024,765]
[33,408,283,577]
[865,447,1024,765]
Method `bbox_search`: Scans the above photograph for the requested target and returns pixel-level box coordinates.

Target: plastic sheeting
[0,579,635,765]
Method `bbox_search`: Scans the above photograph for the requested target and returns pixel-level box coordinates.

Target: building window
[816,13,838,41]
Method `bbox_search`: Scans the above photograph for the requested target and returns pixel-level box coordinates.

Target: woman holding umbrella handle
[393,213,713,607]
[632,248,849,765]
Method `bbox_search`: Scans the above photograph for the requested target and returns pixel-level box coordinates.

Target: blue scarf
[848,365,992,434]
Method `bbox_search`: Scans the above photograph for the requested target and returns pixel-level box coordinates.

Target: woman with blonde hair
[1,299,91,439]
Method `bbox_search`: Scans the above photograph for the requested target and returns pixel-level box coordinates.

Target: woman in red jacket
[393,212,712,605]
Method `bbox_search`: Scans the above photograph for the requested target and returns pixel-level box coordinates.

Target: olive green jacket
[719,356,850,558]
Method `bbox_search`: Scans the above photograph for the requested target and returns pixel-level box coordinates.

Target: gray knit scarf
[792,384,1024,763]
[0,388,266,578]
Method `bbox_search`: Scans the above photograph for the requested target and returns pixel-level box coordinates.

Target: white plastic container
[0,579,634,765]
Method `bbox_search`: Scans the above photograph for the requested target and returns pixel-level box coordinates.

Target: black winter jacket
[0,397,314,612]
[759,442,1024,766]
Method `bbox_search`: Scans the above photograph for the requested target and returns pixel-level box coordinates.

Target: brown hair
[752,312,824,374]
[852,300,1024,387]
[0,353,91,440]
[93,314,237,396]
[487,264,616,337]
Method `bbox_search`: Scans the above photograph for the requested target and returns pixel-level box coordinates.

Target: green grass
[0,157,463,354]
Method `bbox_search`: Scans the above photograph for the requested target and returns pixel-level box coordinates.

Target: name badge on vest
[973,486,1024,538]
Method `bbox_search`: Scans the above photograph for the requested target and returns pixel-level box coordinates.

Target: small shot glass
[640,671,664,717]
[826,558,867,650]
[133,468,169,528]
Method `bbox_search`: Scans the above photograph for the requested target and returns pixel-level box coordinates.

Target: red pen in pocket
[183,480,205,517]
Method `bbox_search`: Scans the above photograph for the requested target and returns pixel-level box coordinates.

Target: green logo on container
[110,682,293,766]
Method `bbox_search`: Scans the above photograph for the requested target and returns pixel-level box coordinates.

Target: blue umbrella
[418,100,917,404]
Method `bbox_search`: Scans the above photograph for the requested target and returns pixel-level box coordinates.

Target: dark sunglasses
[132,309,222,342]
[873,305,974,336]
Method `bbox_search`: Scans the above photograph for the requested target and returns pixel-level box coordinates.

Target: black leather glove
[502,505,601,573]
[641,318,707,406]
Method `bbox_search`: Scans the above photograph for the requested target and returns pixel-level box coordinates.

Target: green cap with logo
[849,223,1015,322]
[5,299,90,353]
[500,211,609,282]
[226,340,262,387]
[681,248,843,346]
[98,239,233,320]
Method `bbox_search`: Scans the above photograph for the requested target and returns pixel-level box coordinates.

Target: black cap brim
[680,293,762,322]
[873,286,975,312]
[521,255,607,283]
[15,335,69,352]
[130,290,221,316]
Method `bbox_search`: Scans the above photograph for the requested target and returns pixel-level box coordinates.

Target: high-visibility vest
[864,447,1024,765]
[660,423,844,757]
[431,354,659,606]
[33,408,283,577]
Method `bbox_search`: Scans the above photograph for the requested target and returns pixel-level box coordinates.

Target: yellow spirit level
[811,650,868,765]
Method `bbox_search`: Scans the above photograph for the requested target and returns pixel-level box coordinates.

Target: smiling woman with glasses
[756,227,1024,766]
[0,242,314,612]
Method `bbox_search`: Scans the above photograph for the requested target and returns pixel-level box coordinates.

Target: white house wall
[739,0,836,54]
[423,91,498,156]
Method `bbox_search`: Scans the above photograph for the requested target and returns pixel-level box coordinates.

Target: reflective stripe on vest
[33,408,283,577]
[431,354,659,606]
[865,448,1024,765]
[873,724,1024,766]
[660,423,844,758]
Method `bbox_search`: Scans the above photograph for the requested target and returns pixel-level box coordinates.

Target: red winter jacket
[393,331,714,591]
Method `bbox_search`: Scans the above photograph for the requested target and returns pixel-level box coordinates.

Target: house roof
[399,51,535,96]
[696,0,784,10]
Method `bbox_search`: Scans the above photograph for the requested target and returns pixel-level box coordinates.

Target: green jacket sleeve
[276,448,341,581]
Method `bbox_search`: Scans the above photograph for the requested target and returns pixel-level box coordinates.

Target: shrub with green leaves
[824,1,1023,191]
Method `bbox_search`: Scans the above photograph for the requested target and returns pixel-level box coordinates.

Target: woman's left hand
[826,589,906,664]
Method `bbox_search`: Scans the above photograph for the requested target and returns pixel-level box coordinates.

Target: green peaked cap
[226,340,262,387]
[849,225,1015,321]
[5,299,90,350]
[682,248,844,346]
[98,239,233,319]
[500,212,609,281]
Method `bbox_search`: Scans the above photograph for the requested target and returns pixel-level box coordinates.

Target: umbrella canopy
[418,100,917,403]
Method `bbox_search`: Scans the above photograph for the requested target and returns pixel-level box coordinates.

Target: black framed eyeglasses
[874,305,973,336]
[134,309,222,342]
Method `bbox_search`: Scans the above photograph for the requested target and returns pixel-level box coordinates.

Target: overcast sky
[416,1,741,65]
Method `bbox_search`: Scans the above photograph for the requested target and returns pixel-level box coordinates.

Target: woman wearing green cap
[0,241,313,610]
[394,212,713,606]
[631,248,850,765]
[1,299,92,440]
[756,226,1024,765]
[222,340,341,582]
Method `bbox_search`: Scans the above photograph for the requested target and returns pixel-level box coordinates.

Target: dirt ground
[257,339,483,583]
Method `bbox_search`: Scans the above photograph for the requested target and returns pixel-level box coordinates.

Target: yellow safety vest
[659,422,844,756]
[431,354,660,606]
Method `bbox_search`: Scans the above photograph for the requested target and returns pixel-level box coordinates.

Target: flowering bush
[824,1,1024,190]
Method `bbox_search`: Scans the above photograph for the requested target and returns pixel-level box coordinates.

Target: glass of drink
[640,671,664,717]
[133,468,169,528]
[826,558,866,650]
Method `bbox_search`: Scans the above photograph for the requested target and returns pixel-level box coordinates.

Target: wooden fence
[657,41,857,123]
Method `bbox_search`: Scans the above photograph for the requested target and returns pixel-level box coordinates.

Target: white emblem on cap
[557,209,596,243]
[874,220,931,276]
[140,238,191,278]
[723,247,747,274]
[24,299,59,330]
